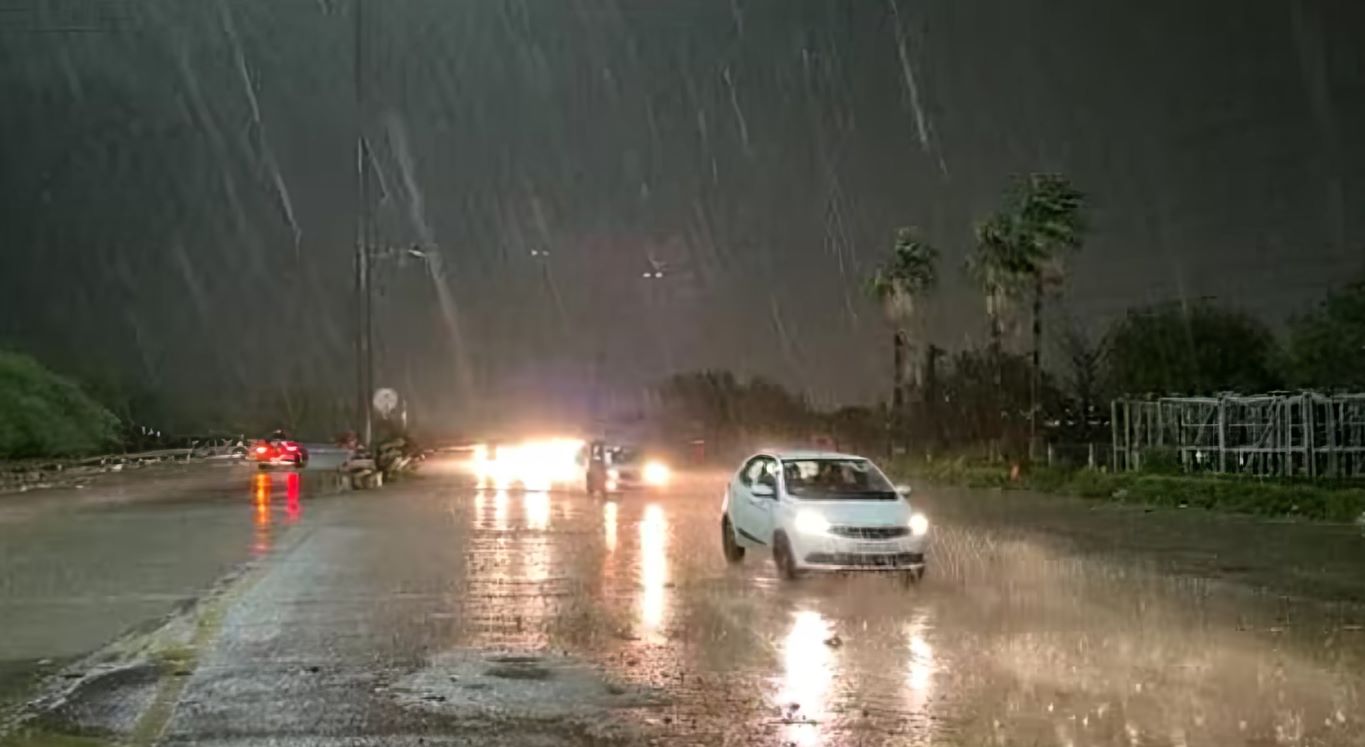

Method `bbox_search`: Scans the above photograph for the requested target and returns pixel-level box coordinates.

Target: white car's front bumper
[788,529,927,571]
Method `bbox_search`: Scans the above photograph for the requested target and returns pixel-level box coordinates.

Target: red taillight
[255,445,268,454]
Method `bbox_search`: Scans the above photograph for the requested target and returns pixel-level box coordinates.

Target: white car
[719,450,929,581]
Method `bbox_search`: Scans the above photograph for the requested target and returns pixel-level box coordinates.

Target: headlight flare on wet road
[18,456,1361,746]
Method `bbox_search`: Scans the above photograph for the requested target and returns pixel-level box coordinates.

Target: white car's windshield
[781,459,897,499]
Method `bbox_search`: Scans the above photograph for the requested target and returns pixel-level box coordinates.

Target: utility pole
[353,0,374,446]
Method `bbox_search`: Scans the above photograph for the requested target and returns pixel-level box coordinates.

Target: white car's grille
[827,525,910,540]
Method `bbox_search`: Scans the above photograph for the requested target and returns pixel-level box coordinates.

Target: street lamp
[358,240,432,446]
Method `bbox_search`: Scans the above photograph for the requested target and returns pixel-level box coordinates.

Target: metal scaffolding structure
[1112,393,1365,479]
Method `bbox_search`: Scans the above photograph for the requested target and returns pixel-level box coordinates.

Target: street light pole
[353,0,375,446]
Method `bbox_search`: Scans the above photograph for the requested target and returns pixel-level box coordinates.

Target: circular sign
[372,387,399,417]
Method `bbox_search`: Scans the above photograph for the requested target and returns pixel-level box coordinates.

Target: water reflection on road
[777,609,835,747]
[247,471,304,556]
[461,488,560,647]
[251,473,271,556]
[637,503,669,642]
[904,612,935,713]
[603,499,618,554]
[433,481,1365,745]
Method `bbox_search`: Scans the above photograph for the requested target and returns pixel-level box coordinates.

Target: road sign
[373,387,399,417]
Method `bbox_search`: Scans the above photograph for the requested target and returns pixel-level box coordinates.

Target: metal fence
[1112,393,1365,479]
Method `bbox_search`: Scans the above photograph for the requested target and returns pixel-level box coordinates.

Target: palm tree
[968,212,1025,356]
[971,174,1085,455]
[1014,174,1085,454]
[869,227,940,423]
[968,212,1026,455]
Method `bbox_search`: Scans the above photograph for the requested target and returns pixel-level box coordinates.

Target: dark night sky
[1,0,1363,431]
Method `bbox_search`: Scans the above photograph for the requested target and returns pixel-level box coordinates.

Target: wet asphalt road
[5,456,1365,746]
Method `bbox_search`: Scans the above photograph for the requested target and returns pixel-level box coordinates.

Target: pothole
[394,649,662,722]
[485,663,552,681]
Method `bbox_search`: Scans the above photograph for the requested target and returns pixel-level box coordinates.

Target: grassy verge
[894,456,1365,523]
[0,730,108,747]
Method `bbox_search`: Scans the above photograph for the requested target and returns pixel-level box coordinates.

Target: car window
[780,458,896,499]
[756,457,778,486]
[740,456,773,486]
[739,457,762,485]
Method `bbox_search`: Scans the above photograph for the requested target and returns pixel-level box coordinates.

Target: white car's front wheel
[721,516,745,564]
[772,532,799,581]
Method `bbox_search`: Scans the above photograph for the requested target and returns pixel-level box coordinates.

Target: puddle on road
[392,648,660,741]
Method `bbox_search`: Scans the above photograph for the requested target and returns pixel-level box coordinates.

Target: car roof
[760,449,869,461]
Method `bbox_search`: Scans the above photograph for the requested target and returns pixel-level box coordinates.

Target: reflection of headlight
[607,468,620,480]
[643,460,670,486]
[909,512,930,536]
[794,510,830,535]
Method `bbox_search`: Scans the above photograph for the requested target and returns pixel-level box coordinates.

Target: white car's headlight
[909,512,930,536]
[794,510,830,536]
[643,460,670,486]
[607,468,620,480]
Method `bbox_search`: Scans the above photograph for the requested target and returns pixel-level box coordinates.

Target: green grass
[895,456,1365,522]
[0,729,109,747]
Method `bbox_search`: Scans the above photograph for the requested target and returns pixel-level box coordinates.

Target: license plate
[853,542,888,554]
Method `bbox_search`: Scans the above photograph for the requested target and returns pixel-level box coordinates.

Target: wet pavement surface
[5,456,1365,745]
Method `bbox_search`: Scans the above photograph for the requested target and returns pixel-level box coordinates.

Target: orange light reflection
[251,473,271,556]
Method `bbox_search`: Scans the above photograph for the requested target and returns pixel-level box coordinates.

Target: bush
[895,455,1365,522]
[1138,447,1182,475]
[0,351,120,458]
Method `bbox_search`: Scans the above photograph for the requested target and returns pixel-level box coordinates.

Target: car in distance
[719,450,928,581]
[581,442,672,495]
[601,445,671,492]
[251,436,309,470]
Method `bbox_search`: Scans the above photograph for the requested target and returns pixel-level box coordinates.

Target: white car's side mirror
[751,482,776,498]
[896,484,912,496]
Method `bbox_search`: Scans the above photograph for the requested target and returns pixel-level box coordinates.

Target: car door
[731,456,777,546]
[731,458,775,546]
[748,456,780,542]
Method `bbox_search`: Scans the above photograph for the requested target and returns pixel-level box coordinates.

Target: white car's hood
[792,498,913,527]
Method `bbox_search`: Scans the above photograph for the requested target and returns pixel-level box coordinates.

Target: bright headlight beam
[794,510,830,535]
[909,512,929,536]
[643,460,671,486]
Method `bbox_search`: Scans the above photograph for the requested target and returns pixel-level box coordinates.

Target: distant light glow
[469,438,584,490]
[643,460,671,486]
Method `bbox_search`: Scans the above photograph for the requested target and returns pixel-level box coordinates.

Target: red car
[252,438,309,469]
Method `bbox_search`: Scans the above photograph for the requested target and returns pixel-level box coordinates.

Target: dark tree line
[655,272,1365,463]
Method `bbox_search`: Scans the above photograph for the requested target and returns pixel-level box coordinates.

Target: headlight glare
[643,460,671,486]
[909,512,930,536]
[794,510,830,535]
